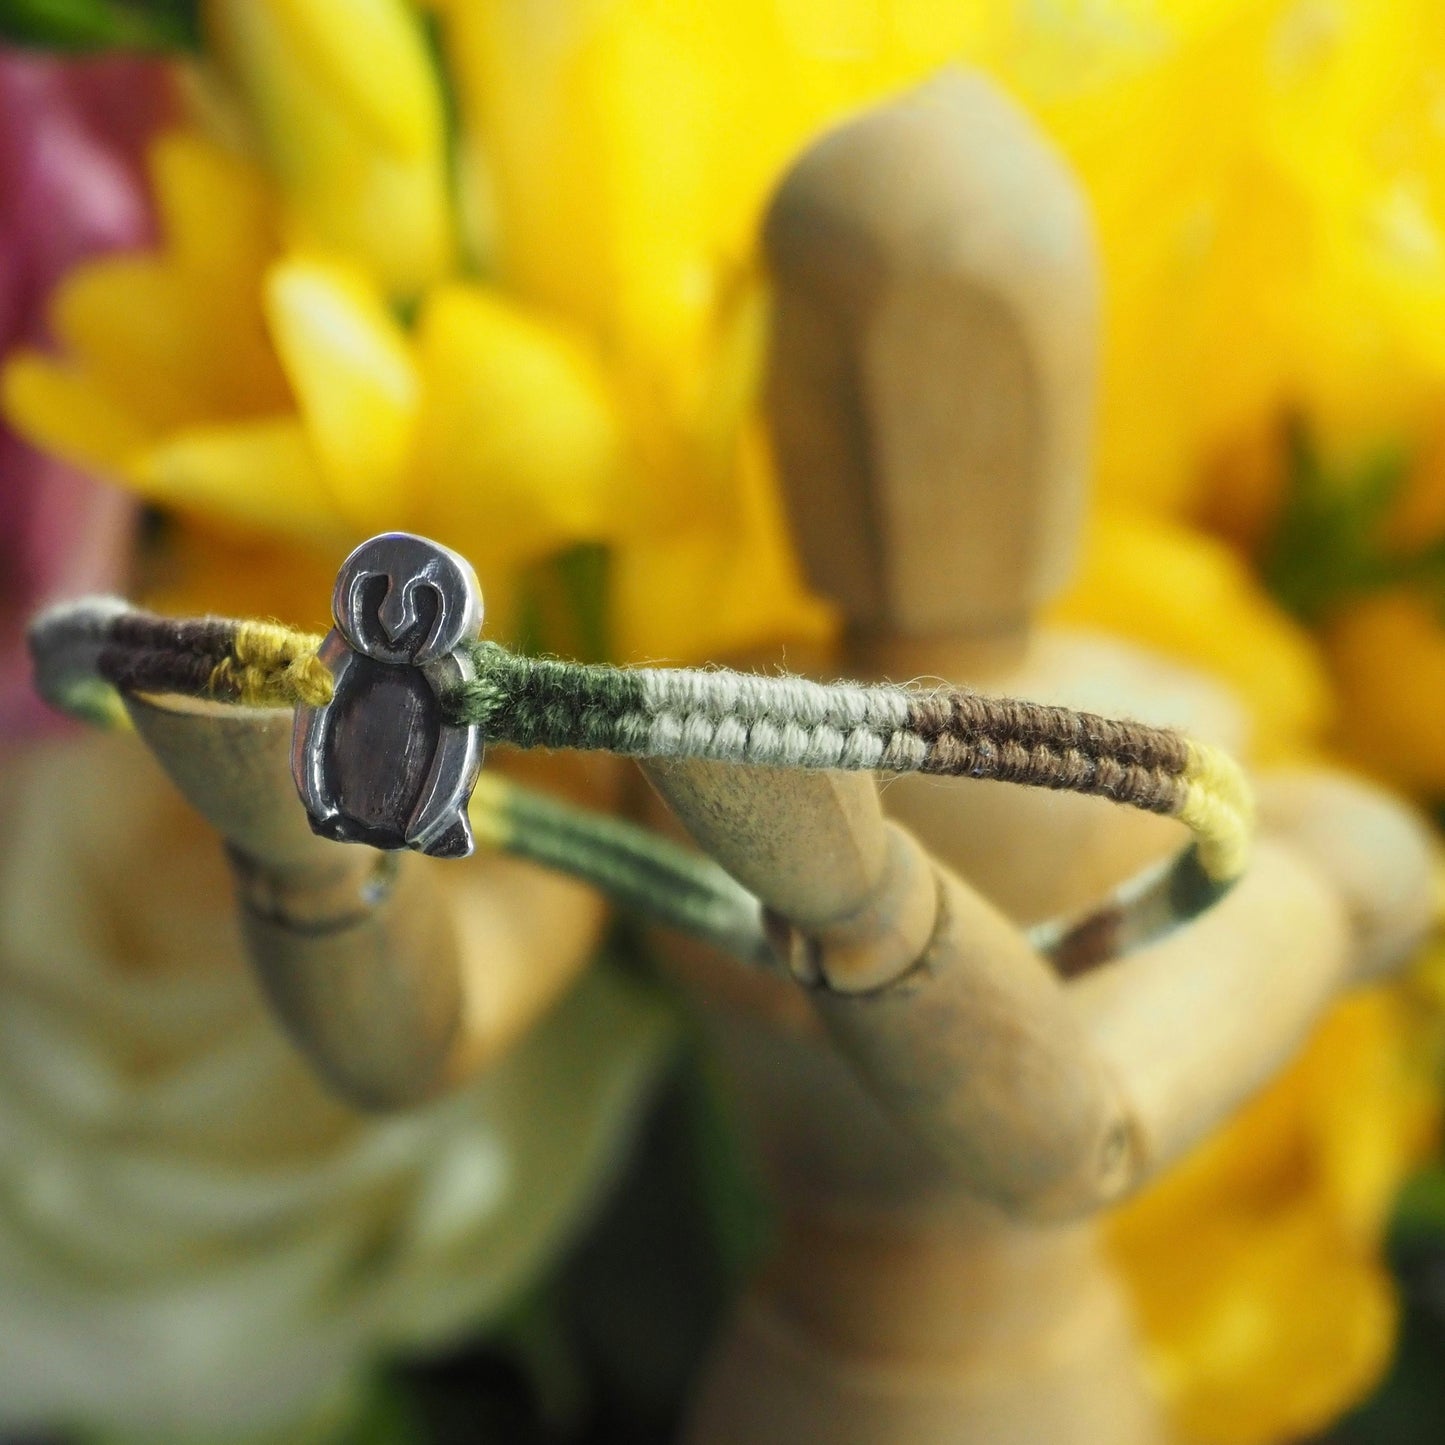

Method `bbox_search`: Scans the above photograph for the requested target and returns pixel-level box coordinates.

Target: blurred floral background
[5,1,1445,1443]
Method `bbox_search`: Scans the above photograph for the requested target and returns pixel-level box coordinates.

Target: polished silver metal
[293,532,485,858]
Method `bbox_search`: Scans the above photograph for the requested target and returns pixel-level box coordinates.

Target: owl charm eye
[291,532,486,858]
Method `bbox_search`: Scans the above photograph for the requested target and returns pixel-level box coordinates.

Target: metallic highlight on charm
[293,532,485,859]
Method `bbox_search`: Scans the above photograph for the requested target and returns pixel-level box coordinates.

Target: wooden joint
[226,843,401,935]
[766,823,939,994]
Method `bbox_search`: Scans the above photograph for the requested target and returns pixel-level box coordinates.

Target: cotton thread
[1179,740,1255,882]
[27,600,1255,884]
[445,642,1251,882]
[209,620,333,708]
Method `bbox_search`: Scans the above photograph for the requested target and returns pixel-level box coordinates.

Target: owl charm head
[333,533,483,666]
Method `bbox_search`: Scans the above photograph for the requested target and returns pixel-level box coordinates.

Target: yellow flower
[25,0,1436,658]
[4,0,833,661]
[14,0,1445,647]
[1078,0,1445,524]
[2,128,648,640]
[205,0,455,299]
[12,0,1389,654]
[1050,509,1332,763]
[1264,0,1445,467]
[1099,3,1445,807]
[1324,590,1445,796]
[1107,986,1440,1445]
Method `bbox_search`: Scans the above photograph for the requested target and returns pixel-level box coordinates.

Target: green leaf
[1390,1163,1445,1243]
[1262,423,1410,622]
[333,1377,428,1445]
[514,543,613,663]
[0,0,200,51]
[491,1281,590,1432]
[681,1041,774,1282]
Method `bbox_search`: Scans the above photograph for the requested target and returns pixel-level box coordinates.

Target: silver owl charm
[293,532,485,859]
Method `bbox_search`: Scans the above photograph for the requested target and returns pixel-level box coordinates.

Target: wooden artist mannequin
[104,70,1435,1445]
[641,73,1437,1444]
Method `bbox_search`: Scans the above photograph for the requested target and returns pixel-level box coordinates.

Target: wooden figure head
[763,70,1100,642]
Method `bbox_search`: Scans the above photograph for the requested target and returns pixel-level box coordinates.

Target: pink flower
[0,50,172,736]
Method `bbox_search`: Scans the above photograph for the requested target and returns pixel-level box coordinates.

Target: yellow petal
[10,131,290,469]
[48,255,287,433]
[1326,590,1445,794]
[1050,510,1331,761]
[139,521,338,630]
[145,133,294,403]
[267,0,441,157]
[51,135,293,423]
[1256,0,1445,463]
[204,0,453,298]
[410,283,626,568]
[1126,1208,1397,1445]
[2,352,154,476]
[611,423,833,663]
[129,417,342,541]
[264,255,419,524]
[1304,991,1439,1243]
[1035,3,1291,516]
[148,131,279,292]
[1108,985,1432,1445]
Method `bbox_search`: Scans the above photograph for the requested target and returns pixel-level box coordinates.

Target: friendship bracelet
[447,644,1252,883]
[28,531,1255,974]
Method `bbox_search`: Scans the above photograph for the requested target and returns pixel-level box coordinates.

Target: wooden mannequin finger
[127,693,465,1106]
[241,842,605,1106]
[126,692,341,870]
[640,757,894,939]
[1066,838,1351,1189]
[127,692,608,1108]
[1253,767,1437,984]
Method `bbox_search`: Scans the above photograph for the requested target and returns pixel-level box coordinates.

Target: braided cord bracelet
[28,533,1254,974]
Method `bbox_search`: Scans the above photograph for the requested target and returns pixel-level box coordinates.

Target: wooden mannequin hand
[1254,767,1436,984]
[126,692,613,1109]
[645,727,1436,1223]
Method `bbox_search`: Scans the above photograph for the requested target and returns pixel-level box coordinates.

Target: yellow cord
[1180,739,1256,882]
[209,621,332,708]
